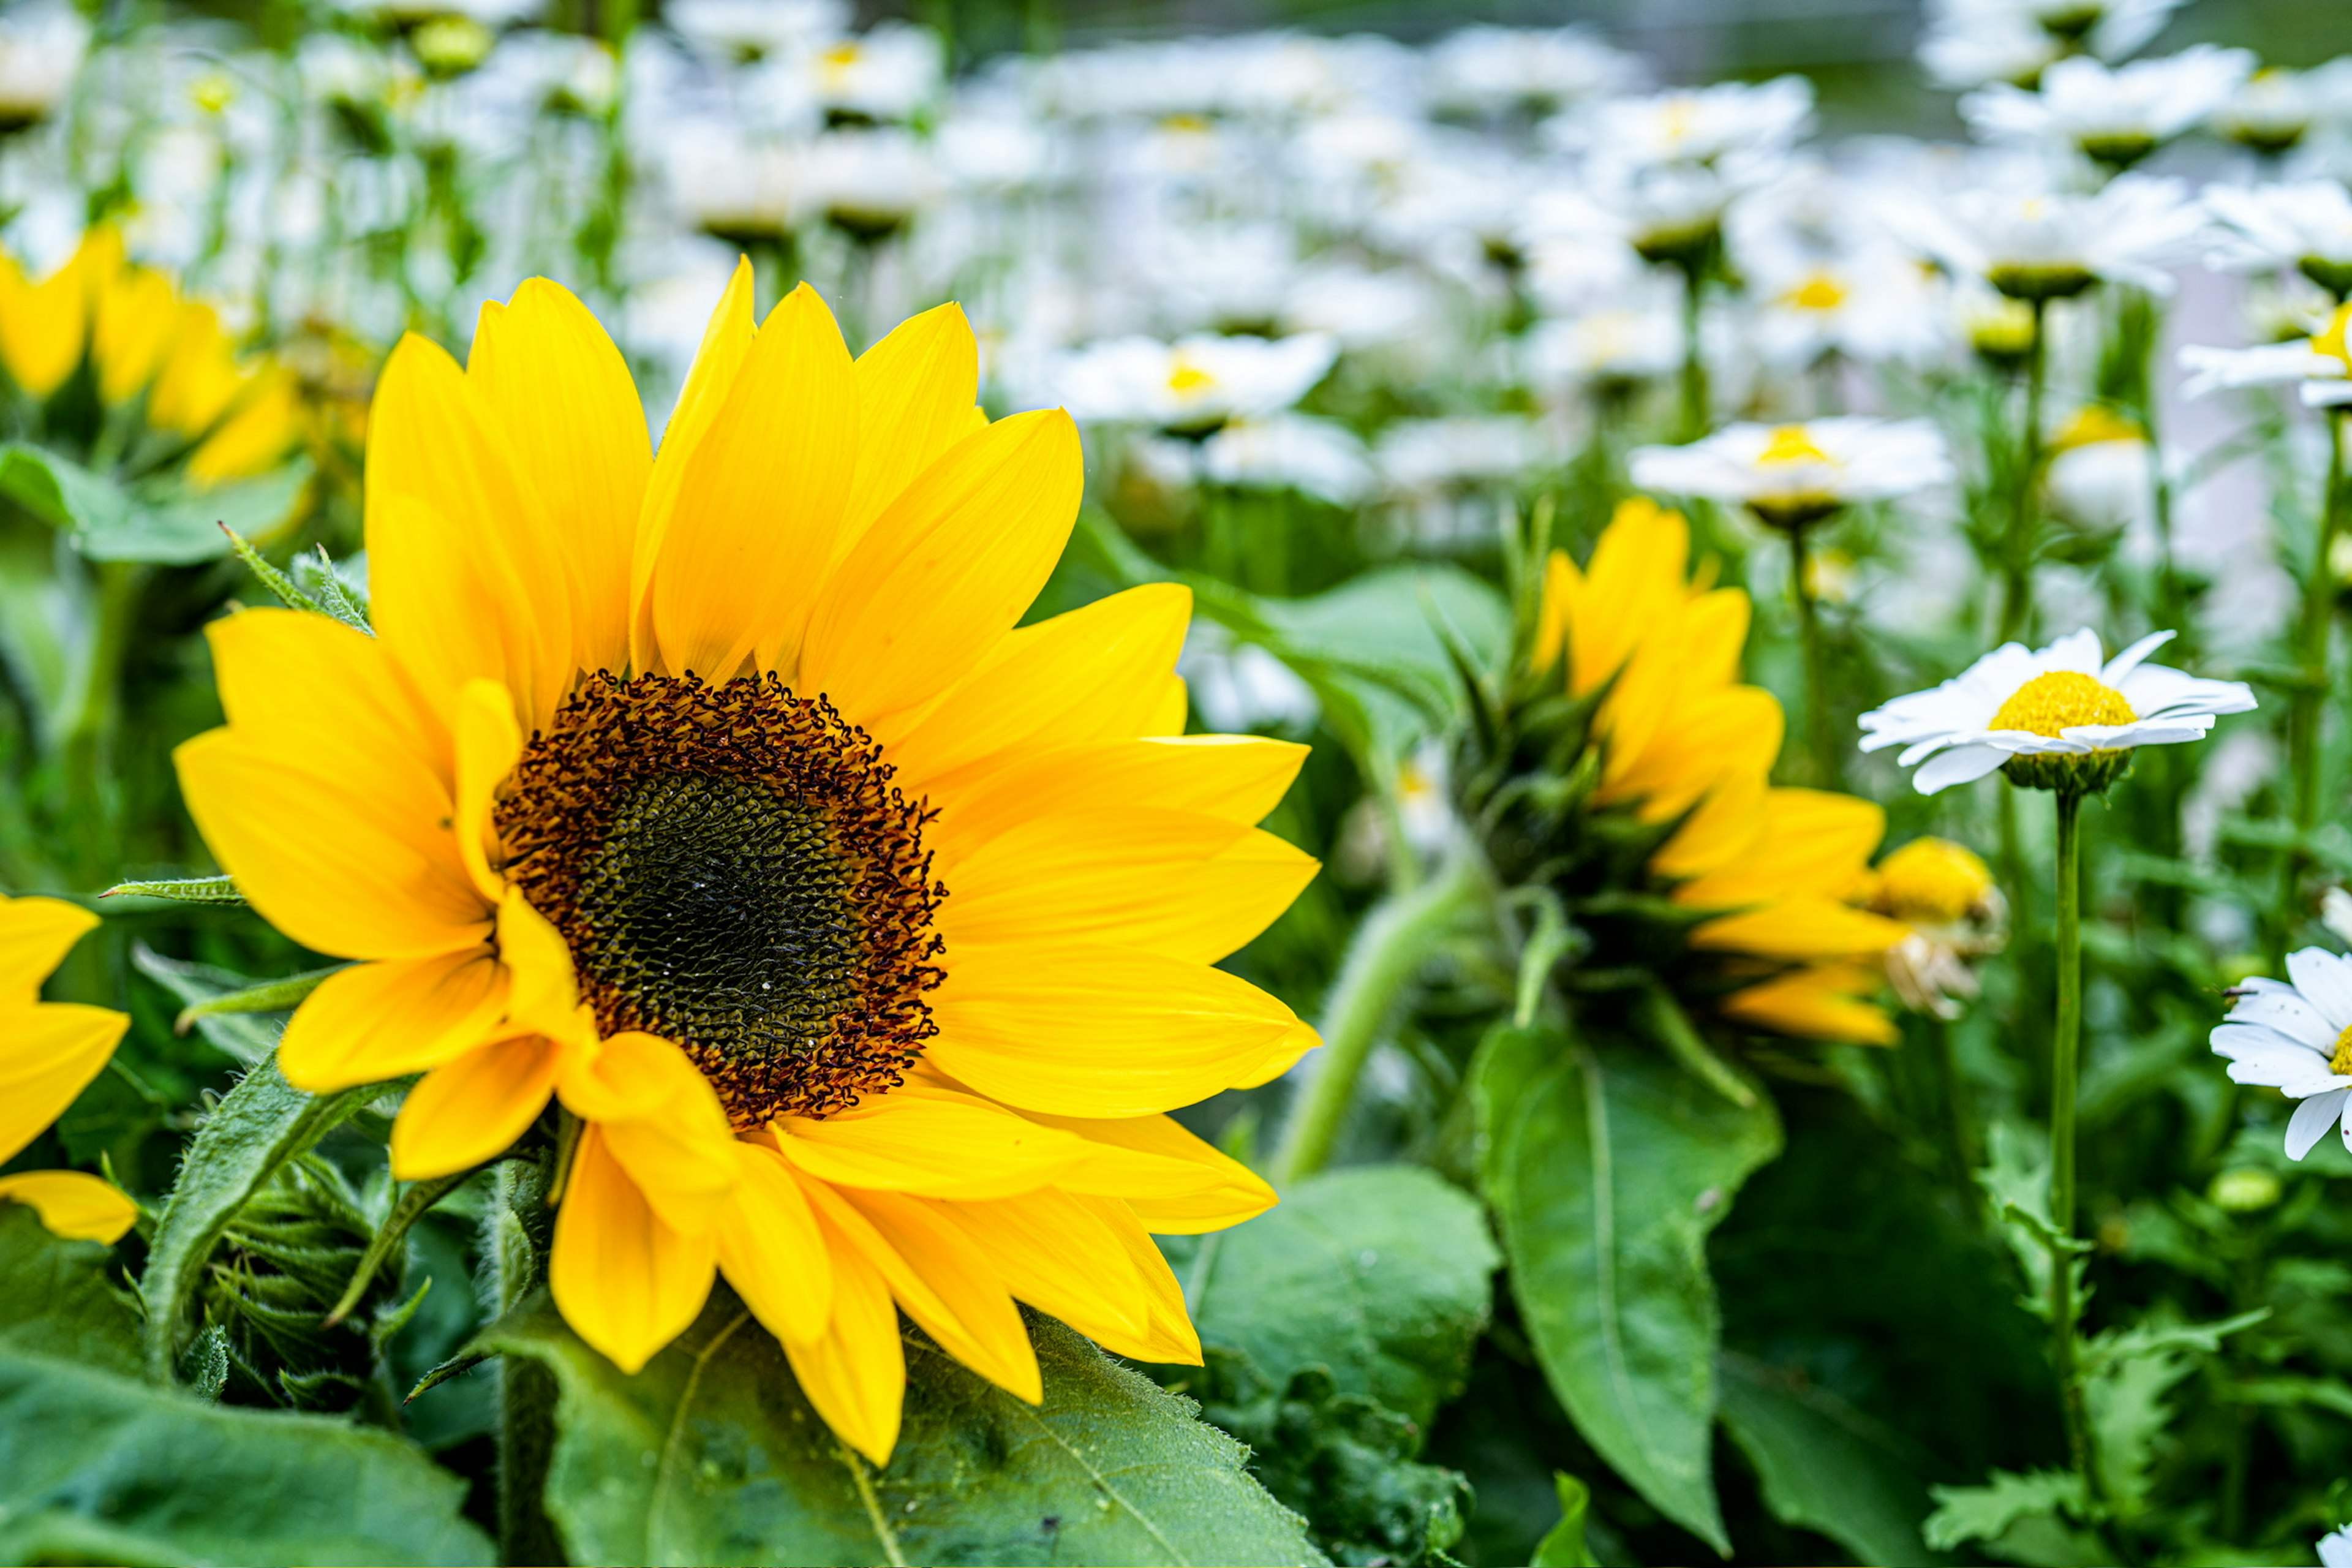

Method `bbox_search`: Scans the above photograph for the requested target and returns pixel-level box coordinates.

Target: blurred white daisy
[1886,172,2203,300]
[1962,47,2253,169]
[1556,77,1814,172]
[1918,0,2187,89]
[2044,405,2155,534]
[2202,182,2352,300]
[2177,301,2352,406]
[1055,332,1338,437]
[1423,26,1639,119]
[0,2,88,132]
[795,126,941,239]
[1630,418,1954,529]
[668,0,846,64]
[805,22,942,126]
[2213,68,2327,156]
[1860,627,2258,794]
[1200,414,1374,505]
[2321,1524,2352,1568]
[2212,951,2352,1159]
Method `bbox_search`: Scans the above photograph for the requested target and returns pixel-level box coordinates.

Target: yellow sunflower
[0,892,136,1242]
[175,271,1318,1463]
[1529,497,1904,1044]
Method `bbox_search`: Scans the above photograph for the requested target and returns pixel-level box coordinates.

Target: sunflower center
[2332,1024,2352,1077]
[1988,670,2136,737]
[496,671,945,1126]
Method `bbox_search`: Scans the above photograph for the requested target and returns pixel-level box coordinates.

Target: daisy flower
[175,274,1319,1464]
[1859,627,2257,794]
[1885,172,2203,301]
[2178,301,2352,407]
[1865,837,2006,1019]
[1961,47,2253,170]
[1054,331,1338,438]
[0,2,88,134]
[1630,418,1953,530]
[2321,1523,2352,1568]
[2212,949,2352,1159]
[2201,181,2352,301]
[0,892,135,1242]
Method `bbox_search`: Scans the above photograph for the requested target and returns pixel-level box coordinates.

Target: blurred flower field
[9,0,2352,1563]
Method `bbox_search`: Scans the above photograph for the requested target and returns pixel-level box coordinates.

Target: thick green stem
[1270,853,1483,1186]
[2048,789,2099,1511]
[2280,409,2346,958]
[1787,521,1838,788]
[2000,299,2049,646]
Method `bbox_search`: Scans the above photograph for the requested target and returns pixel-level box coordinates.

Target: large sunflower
[0,892,135,1242]
[1504,497,1904,1044]
[176,273,1318,1461]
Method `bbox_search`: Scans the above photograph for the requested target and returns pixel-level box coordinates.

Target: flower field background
[10,0,2352,1564]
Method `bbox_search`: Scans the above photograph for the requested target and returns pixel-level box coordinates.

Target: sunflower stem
[2048,786,2104,1523]
[1787,520,1839,789]
[1270,851,1484,1186]
[2279,408,2346,962]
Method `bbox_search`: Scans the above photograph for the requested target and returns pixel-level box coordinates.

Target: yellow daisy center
[1870,837,1995,928]
[2055,404,2141,449]
[2332,1024,2352,1077]
[1757,424,1833,467]
[1784,274,1848,313]
[2315,302,2352,373]
[1167,356,1216,395]
[496,671,944,1126]
[1989,669,2136,737]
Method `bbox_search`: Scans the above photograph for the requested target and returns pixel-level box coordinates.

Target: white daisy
[1961,46,2253,169]
[2177,301,2352,407]
[2321,1523,2352,1568]
[1629,418,1954,530]
[1859,627,2258,794]
[2201,182,2352,301]
[0,2,88,131]
[2212,950,2352,1160]
[1883,172,2204,300]
[1423,26,1639,119]
[1053,332,1339,437]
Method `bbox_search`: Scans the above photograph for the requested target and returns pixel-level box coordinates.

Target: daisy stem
[1675,260,1708,442]
[1786,521,1838,788]
[2048,786,2102,1513]
[1999,298,2049,646]
[1270,851,1484,1186]
[2281,408,2346,957]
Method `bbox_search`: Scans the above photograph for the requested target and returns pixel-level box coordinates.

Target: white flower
[1377,417,1544,494]
[1745,251,1947,368]
[1179,624,1320,736]
[2044,407,2155,533]
[1525,293,1683,386]
[0,2,87,130]
[1422,26,1639,118]
[2177,302,2352,407]
[1200,415,1373,504]
[1918,0,2187,89]
[668,0,847,64]
[2212,951,2352,1159]
[665,124,799,243]
[1630,418,1954,528]
[1884,172,2203,298]
[1555,78,1814,172]
[2320,1524,2352,1568]
[1860,628,2257,794]
[1054,333,1338,435]
[2201,182,2352,297]
[1280,262,1433,350]
[2213,68,2328,154]
[804,23,941,124]
[1962,47,2253,167]
[795,127,941,238]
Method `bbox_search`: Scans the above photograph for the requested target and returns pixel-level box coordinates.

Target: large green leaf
[0,1351,492,1566]
[1716,1351,1938,1567]
[140,1057,379,1379]
[484,1289,1329,1567]
[0,1202,141,1374]
[102,462,314,564]
[1475,1022,1782,1555]
[1183,1164,1498,1433]
[0,440,130,537]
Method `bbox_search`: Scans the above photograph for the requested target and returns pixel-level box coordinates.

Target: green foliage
[1474,1020,1783,1553]
[0,439,313,564]
[482,1290,1330,1567]
[1530,1472,1599,1568]
[1717,1352,1938,1567]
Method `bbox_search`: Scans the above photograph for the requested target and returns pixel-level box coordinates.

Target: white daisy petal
[2211,1020,2325,1062]
[2045,628,2105,675]
[2288,948,2352,1032]
[2283,1071,2352,1098]
[1912,744,2007,794]
[2230,983,2337,1044]
[2288,1089,2351,1159]
[2100,629,2176,685]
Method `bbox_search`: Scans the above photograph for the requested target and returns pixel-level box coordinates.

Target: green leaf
[0,440,131,536]
[103,873,247,905]
[1475,1022,1783,1553]
[1923,1468,2086,1552]
[0,1201,142,1375]
[0,1349,491,1566]
[1185,1164,1499,1433]
[1716,1351,1938,1567]
[132,944,289,1068]
[1531,1472,1599,1568]
[482,1291,1329,1567]
[140,1057,379,1379]
[90,461,314,564]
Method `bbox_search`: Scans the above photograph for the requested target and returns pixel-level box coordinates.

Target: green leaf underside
[1186,1164,1499,1432]
[1716,1351,1938,1567]
[0,441,311,564]
[140,1057,378,1379]
[104,873,247,905]
[483,1290,1327,1567]
[0,1207,486,1568]
[132,945,285,1067]
[1476,1023,1783,1555]
[1923,1468,2087,1552]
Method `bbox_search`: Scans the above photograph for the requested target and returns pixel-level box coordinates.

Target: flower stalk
[2280,408,2347,956]
[2000,298,2051,645]
[1786,521,1839,788]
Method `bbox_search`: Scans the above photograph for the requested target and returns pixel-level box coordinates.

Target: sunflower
[1481,496,1904,1045]
[0,892,135,1242]
[175,271,1319,1463]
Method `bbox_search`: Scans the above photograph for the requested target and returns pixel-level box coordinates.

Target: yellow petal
[175,728,489,962]
[938,813,1314,965]
[497,887,584,1042]
[468,279,650,677]
[0,1170,138,1244]
[390,1033,562,1180]
[559,1030,737,1235]
[1692,897,1909,960]
[551,1125,717,1374]
[929,944,1304,1118]
[643,283,858,684]
[365,336,573,728]
[836,303,981,561]
[187,371,303,488]
[1143,676,1188,737]
[1019,1109,1277,1234]
[1721,962,1898,1045]
[1081,1194,1201,1362]
[206,607,449,781]
[279,949,509,1092]
[453,679,521,905]
[883,583,1193,792]
[936,1187,1147,1348]
[934,735,1307,853]
[715,1139,833,1344]
[1677,788,1885,908]
[0,231,106,398]
[780,1194,905,1465]
[94,262,181,405]
[0,894,97,1005]
[772,1090,1087,1200]
[631,258,756,668]
[798,407,1082,733]
[817,1183,1041,1403]
[0,1002,128,1167]
[148,301,245,435]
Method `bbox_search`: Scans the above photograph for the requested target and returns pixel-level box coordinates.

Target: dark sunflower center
[496,671,945,1126]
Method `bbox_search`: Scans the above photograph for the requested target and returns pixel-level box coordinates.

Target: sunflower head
[1460,497,1904,1050]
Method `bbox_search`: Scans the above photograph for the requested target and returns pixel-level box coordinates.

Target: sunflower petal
[715,1140,833,1345]
[937,736,1307,848]
[837,303,981,560]
[390,1033,561,1180]
[550,1126,717,1375]
[560,1031,737,1234]
[0,1170,138,1244]
[780,1197,904,1466]
[0,895,96,1006]
[206,608,448,779]
[820,1185,1041,1404]
[0,1003,128,1167]
[279,949,509,1092]
[631,258,755,666]
[453,680,521,906]
[1020,1110,1278,1233]
[936,1188,1146,1346]
[771,1091,1087,1200]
